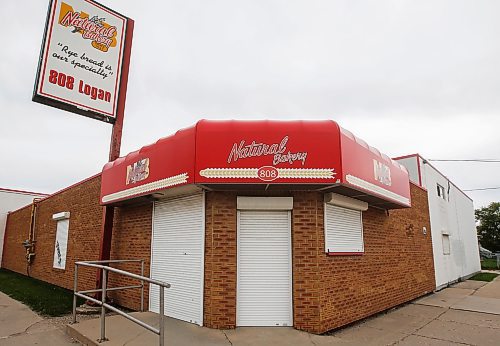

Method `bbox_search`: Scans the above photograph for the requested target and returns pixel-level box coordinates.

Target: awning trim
[102,173,188,203]
[199,167,336,180]
[345,174,410,206]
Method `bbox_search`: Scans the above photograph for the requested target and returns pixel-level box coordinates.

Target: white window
[52,212,70,269]
[324,193,367,254]
[437,184,446,200]
[442,234,450,255]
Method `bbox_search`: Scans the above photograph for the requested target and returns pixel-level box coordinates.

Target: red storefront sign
[195,120,341,184]
[100,120,411,208]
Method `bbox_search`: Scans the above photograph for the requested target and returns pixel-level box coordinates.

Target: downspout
[24,198,41,276]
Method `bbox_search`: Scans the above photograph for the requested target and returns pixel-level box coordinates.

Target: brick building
[0,188,48,268]
[1,120,435,334]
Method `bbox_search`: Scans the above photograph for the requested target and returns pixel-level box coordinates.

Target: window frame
[324,203,365,256]
[442,234,451,255]
[52,212,70,270]
[437,183,446,200]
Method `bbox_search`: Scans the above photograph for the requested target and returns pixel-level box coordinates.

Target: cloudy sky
[0,0,498,209]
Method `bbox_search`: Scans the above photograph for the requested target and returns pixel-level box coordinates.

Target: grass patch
[469,272,499,282]
[481,258,499,270]
[0,268,84,316]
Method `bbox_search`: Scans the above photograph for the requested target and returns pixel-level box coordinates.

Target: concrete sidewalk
[67,276,500,346]
[0,291,78,345]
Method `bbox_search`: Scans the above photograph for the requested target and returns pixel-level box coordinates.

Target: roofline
[0,187,49,196]
[392,153,423,186]
[409,180,427,192]
[7,173,101,214]
[392,153,420,161]
[394,153,473,203]
[6,203,33,215]
[38,173,101,203]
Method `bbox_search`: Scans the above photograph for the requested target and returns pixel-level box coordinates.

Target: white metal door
[237,210,292,326]
[149,193,204,325]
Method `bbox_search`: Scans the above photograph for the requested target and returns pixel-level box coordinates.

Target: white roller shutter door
[324,204,364,253]
[237,210,292,327]
[150,193,204,325]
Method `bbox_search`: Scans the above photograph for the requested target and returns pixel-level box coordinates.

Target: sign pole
[95,18,134,291]
[32,0,135,296]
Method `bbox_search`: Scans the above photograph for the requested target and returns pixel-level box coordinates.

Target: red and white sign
[33,0,128,123]
[100,120,411,208]
[126,158,149,185]
[195,120,341,184]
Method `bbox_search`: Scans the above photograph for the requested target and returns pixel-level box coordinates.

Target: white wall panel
[396,156,481,290]
[420,158,480,289]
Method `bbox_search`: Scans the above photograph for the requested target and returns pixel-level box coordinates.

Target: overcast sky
[0,0,498,209]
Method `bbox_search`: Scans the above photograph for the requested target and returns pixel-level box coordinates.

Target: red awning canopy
[101,120,410,209]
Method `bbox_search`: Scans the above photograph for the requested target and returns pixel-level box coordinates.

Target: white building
[395,154,481,290]
[0,188,48,268]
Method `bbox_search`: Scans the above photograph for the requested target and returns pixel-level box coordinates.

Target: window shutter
[324,204,364,253]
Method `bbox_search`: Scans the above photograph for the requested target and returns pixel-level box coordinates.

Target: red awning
[101,120,410,208]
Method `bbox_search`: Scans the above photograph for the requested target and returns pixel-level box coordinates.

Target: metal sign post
[32,0,134,293]
[96,17,134,291]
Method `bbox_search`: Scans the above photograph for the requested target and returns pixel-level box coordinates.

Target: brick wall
[108,203,153,310]
[204,191,237,329]
[2,175,103,292]
[3,178,433,333]
[1,175,153,312]
[292,184,434,333]
[292,192,322,332]
[205,185,434,334]
[2,205,32,273]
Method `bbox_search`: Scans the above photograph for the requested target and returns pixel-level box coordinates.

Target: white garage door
[237,209,292,327]
[150,193,204,325]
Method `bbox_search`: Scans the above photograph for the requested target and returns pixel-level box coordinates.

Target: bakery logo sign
[373,159,392,186]
[200,136,335,182]
[227,136,308,166]
[126,158,150,185]
[59,2,118,52]
[33,0,128,123]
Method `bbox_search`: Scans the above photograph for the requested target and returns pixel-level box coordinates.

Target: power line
[428,159,500,162]
[423,159,499,191]
[463,187,500,192]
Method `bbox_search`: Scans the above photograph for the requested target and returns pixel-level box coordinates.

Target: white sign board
[53,219,69,269]
[33,0,128,123]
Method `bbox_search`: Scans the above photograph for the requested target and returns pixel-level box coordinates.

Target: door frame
[236,196,293,327]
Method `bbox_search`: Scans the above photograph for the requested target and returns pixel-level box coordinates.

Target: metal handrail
[72,259,170,345]
[79,259,146,311]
